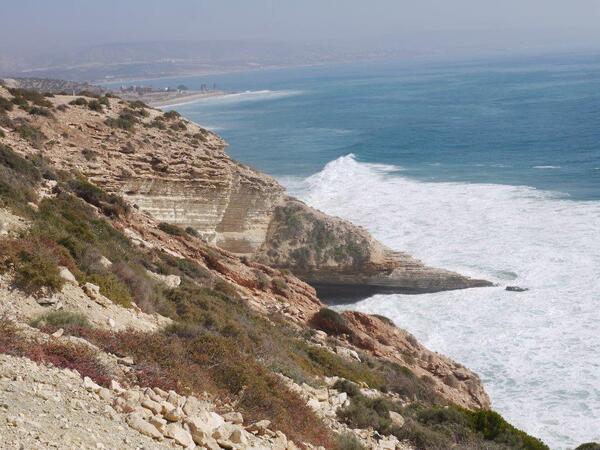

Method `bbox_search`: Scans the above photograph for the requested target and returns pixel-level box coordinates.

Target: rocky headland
[0,84,546,450]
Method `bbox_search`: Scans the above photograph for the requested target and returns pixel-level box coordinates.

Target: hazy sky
[2,0,600,54]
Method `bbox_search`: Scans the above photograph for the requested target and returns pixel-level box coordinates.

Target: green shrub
[68,177,129,218]
[87,100,103,112]
[163,110,180,120]
[158,222,186,236]
[105,110,139,131]
[0,238,67,296]
[0,129,4,138]
[310,308,353,336]
[170,121,187,131]
[28,106,53,117]
[575,444,600,450]
[335,433,366,450]
[128,100,148,111]
[272,277,288,294]
[333,379,360,397]
[16,123,47,148]
[337,395,393,432]
[185,226,199,237]
[69,97,88,106]
[31,311,90,329]
[8,88,53,108]
[86,272,133,308]
[0,144,41,180]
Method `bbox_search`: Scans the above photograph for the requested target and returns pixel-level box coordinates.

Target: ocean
[134,53,600,449]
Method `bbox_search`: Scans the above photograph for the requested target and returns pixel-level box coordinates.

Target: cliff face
[18,92,490,297]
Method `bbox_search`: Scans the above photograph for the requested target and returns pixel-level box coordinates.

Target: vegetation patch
[0,318,110,386]
[8,88,53,108]
[31,311,90,329]
[16,123,47,149]
[0,238,70,296]
[158,222,187,237]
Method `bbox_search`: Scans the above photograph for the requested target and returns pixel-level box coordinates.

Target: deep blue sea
[121,53,600,449]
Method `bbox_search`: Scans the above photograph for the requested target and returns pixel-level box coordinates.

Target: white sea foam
[533,165,562,169]
[284,154,600,449]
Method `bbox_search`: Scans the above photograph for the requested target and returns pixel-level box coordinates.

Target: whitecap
[289,154,600,449]
[533,165,562,169]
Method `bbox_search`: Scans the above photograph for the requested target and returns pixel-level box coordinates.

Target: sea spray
[284,154,600,449]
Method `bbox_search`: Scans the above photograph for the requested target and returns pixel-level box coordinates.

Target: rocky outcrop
[5,88,490,298]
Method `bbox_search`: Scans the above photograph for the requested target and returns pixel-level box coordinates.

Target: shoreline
[119,90,228,108]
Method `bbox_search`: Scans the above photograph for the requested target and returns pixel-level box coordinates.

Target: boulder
[335,346,361,362]
[126,413,162,439]
[246,419,271,435]
[141,398,163,415]
[389,411,405,428]
[223,411,244,425]
[58,266,77,283]
[165,423,195,448]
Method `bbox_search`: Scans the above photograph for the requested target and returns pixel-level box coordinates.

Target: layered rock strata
[12,91,491,297]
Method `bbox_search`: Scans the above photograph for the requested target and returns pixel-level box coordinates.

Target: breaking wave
[284,154,600,449]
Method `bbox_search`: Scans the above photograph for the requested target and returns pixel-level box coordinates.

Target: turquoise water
[133,54,600,449]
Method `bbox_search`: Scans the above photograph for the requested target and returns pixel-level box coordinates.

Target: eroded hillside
[0,85,547,450]
[0,86,491,297]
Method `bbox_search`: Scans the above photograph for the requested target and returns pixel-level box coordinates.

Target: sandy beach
[118,90,227,108]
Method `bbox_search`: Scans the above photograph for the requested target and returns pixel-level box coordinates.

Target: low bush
[310,308,353,336]
[170,121,187,131]
[68,177,129,218]
[163,110,180,120]
[31,311,90,329]
[272,277,288,294]
[16,123,47,148]
[0,318,110,386]
[185,226,199,237]
[158,222,186,236]
[335,433,366,450]
[28,106,53,117]
[8,88,53,108]
[105,110,139,131]
[86,272,133,308]
[69,97,88,106]
[87,100,103,112]
[0,238,69,296]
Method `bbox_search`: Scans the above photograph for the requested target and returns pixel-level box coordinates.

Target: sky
[2,0,600,55]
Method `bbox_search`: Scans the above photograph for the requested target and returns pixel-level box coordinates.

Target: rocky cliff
[7,88,490,298]
[0,86,550,450]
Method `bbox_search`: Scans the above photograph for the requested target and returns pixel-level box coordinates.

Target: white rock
[126,413,162,439]
[83,283,101,299]
[98,256,112,269]
[246,419,270,435]
[389,410,405,428]
[51,328,64,338]
[222,411,243,424]
[336,346,361,362]
[165,423,195,448]
[58,267,77,283]
[82,377,100,393]
[107,318,116,328]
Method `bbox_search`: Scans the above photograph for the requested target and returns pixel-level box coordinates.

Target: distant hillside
[0,40,416,82]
